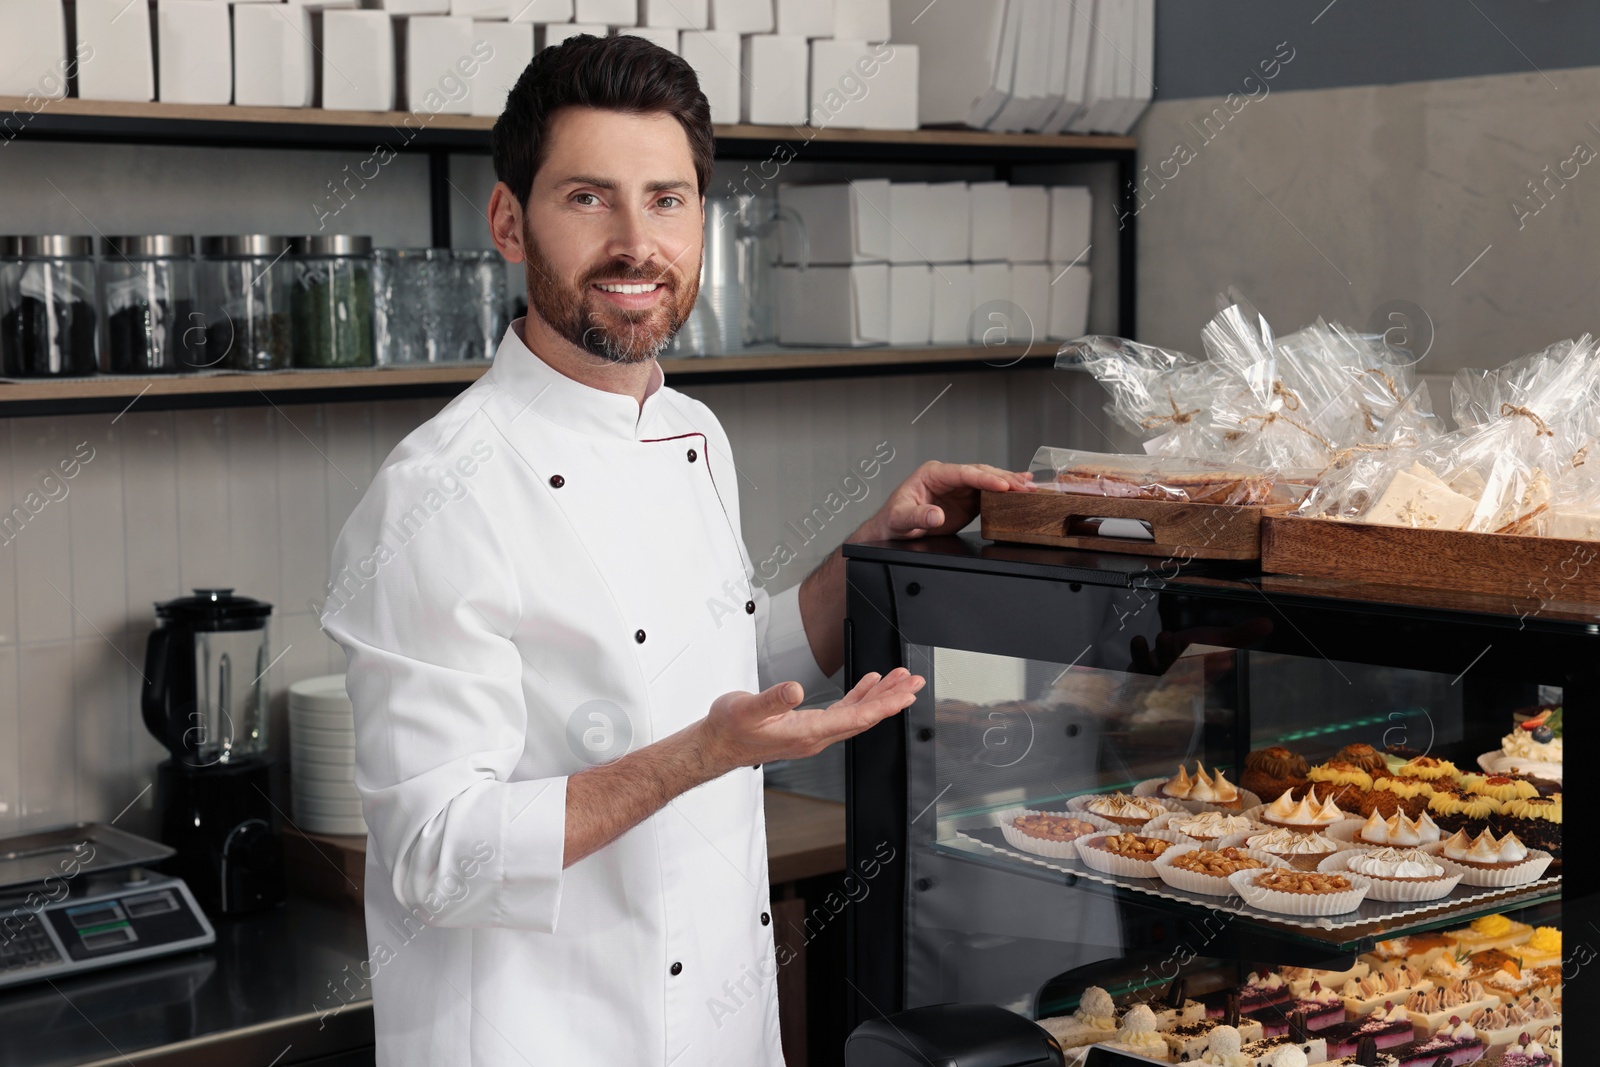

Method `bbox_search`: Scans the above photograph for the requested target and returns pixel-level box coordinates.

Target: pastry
[1260,788,1348,833]
[1099,1003,1174,1061]
[1308,760,1375,799]
[1078,792,1171,827]
[1436,830,1551,886]
[1342,965,1432,1016]
[1462,774,1540,803]
[1424,950,1475,986]
[1322,1003,1416,1057]
[1202,974,1296,1018]
[1367,933,1454,969]
[1052,463,1275,505]
[1479,959,1540,1004]
[1237,868,1367,916]
[1037,985,1122,1049]
[1367,778,1435,817]
[1244,747,1311,800]
[1077,831,1181,878]
[1395,756,1460,783]
[1136,978,1207,1030]
[1160,762,1247,809]
[1470,996,1558,1046]
[1487,1033,1554,1067]
[1167,811,1263,842]
[1285,984,1348,1032]
[1199,1024,1252,1066]
[1356,811,1442,847]
[1484,714,1563,782]
[1282,963,1371,998]
[1011,813,1101,842]
[1163,1016,1268,1061]
[1494,796,1561,867]
[1335,744,1389,775]
[1241,1028,1327,1065]
[1244,827,1344,870]
[1322,1041,1399,1067]
[1341,847,1458,900]
[1447,914,1534,954]
[1515,928,1561,969]
[1402,981,1498,1034]
[1428,792,1501,839]
[1170,846,1271,877]
[1386,1017,1484,1066]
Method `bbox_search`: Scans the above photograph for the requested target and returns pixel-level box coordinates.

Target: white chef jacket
[320,321,834,1067]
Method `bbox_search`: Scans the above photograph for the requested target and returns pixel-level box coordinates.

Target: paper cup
[1147,810,1265,842]
[291,725,355,750]
[997,809,1117,859]
[1227,867,1371,916]
[1424,842,1554,887]
[1075,829,1192,879]
[1134,776,1261,814]
[292,776,360,801]
[1152,843,1288,897]
[1067,793,1180,829]
[289,706,356,732]
[1316,849,1462,901]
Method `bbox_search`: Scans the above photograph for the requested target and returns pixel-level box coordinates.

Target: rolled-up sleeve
[320,461,566,934]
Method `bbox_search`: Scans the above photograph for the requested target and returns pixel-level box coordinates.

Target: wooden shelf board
[0,344,1044,407]
[0,96,1135,151]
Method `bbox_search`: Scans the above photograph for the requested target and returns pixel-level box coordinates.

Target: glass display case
[843,534,1582,1062]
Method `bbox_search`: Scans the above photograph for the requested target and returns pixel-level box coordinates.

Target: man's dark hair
[491,34,715,205]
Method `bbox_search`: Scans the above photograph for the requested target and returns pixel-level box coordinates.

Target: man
[322,34,1030,1066]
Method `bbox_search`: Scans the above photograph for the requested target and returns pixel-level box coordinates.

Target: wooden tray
[1261,515,1600,602]
[979,489,1269,560]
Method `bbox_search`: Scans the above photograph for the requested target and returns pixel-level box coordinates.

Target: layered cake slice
[1402,980,1498,1034]
[1096,1003,1174,1061]
[1203,973,1296,1017]
[1341,965,1432,1016]
[1240,1013,1329,1064]
[1447,916,1534,955]
[1321,1035,1400,1067]
[1036,985,1122,1049]
[1488,1033,1554,1067]
[1322,1004,1416,1057]
[1385,1017,1484,1066]
[1284,963,1371,998]
[1469,997,1558,1047]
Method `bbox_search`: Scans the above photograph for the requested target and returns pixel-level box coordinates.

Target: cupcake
[1447,914,1534,954]
[1402,980,1498,1033]
[1461,774,1540,803]
[1241,827,1344,870]
[1307,760,1375,798]
[1070,791,1172,828]
[1037,984,1122,1048]
[1366,777,1435,817]
[1158,810,1262,843]
[1494,795,1561,867]
[1434,830,1552,887]
[1257,787,1349,833]
[1335,743,1389,775]
[1099,1003,1173,1061]
[1334,846,1461,902]
[1428,791,1501,838]
[1395,756,1460,782]
[1243,746,1310,799]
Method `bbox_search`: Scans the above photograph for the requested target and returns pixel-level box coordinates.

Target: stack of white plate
[289,674,365,836]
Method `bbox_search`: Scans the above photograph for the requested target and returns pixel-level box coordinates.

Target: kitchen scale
[0,823,215,990]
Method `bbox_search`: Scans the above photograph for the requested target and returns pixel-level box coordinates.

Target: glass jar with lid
[101,234,198,374]
[1,235,98,377]
[290,234,374,368]
[199,235,293,371]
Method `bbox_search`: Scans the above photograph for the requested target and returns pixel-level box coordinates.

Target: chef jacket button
[760,912,770,926]
[549,474,565,488]
[670,961,683,976]
[635,629,646,643]
[745,600,755,614]
[687,448,698,463]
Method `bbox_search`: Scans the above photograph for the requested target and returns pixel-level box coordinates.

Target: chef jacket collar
[488,318,668,441]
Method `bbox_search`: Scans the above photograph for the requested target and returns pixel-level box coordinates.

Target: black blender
[142,589,286,916]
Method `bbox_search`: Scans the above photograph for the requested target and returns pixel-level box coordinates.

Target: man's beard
[522,221,699,364]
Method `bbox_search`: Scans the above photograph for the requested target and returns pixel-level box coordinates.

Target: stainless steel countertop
[0,896,373,1067]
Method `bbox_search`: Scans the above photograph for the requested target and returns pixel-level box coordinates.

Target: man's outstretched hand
[698,668,925,773]
[856,461,1032,541]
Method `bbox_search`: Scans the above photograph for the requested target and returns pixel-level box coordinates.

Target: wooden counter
[284,788,847,907]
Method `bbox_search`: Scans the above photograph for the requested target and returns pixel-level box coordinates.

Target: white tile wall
[0,370,1099,839]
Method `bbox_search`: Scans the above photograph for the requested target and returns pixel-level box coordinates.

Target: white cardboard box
[642,0,707,28]
[544,23,609,47]
[679,31,740,124]
[709,0,770,33]
[741,33,806,125]
[888,182,968,264]
[1008,185,1049,263]
[575,0,635,24]
[156,0,231,104]
[404,16,475,114]
[74,0,154,102]
[373,0,451,14]
[1048,263,1091,339]
[1010,262,1051,344]
[451,0,511,16]
[968,180,1010,262]
[886,0,1006,127]
[778,180,892,265]
[618,25,679,51]
[322,11,394,110]
[968,262,1011,343]
[835,0,889,41]
[1048,185,1093,264]
[508,0,573,21]
[888,264,933,346]
[809,39,914,130]
[928,266,974,345]
[233,3,313,107]
[469,21,535,116]
[776,264,889,346]
[775,0,832,37]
